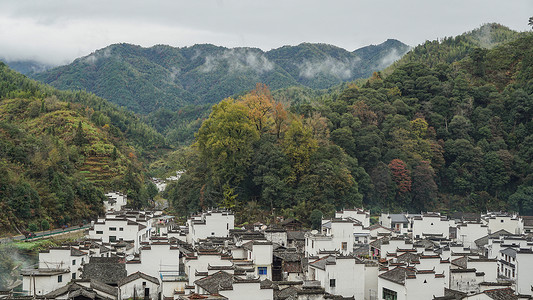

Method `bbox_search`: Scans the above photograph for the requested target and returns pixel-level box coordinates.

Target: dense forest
[164,27,533,225]
[24,40,409,145]
[0,63,160,234]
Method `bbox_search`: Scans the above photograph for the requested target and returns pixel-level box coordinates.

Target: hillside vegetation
[0,63,160,233]
[165,29,533,225]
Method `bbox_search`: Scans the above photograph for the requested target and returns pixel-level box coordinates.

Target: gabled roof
[287,231,306,240]
[474,229,512,248]
[477,288,518,300]
[44,282,114,300]
[82,257,127,285]
[388,214,409,223]
[451,256,468,269]
[367,224,394,232]
[118,271,159,287]
[194,271,234,293]
[280,218,302,226]
[500,247,517,258]
[378,266,415,285]
[395,252,420,264]
[70,247,88,257]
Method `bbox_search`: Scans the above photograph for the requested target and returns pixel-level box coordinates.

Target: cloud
[82,47,112,65]
[200,49,274,74]
[0,0,531,66]
[298,57,360,79]
[376,48,405,70]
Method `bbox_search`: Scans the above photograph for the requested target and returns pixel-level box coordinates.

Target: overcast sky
[0,0,531,65]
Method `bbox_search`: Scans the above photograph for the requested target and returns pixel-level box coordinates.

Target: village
[10,191,533,300]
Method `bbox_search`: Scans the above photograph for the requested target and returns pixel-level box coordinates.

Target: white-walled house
[379,213,410,234]
[242,240,273,280]
[378,267,446,300]
[194,271,273,300]
[263,228,287,247]
[411,213,450,239]
[305,218,356,257]
[21,268,70,296]
[482,212,524,235]
[456,223,489,249]
[184,250,233,286]
[88,217,149,252]
[125,240,181,281]
[187,210,234,245]
[335,208,371,227]
[516,248,533,296]
[104,192,127,212]
[307,255,365,299]
[37,246,89,280]
[118,272,160,300]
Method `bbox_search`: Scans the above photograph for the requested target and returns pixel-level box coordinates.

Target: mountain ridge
[28,40,410,115]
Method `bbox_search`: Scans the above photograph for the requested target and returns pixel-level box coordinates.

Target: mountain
[0,62,162,233]
[31,40,410,115]
[0,58,55,75]
[384,23,525,73]
[164,29,533,223]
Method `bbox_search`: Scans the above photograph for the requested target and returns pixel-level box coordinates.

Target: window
[119,227,124,231]
[72,273,76,280]
[258,267,267,275]
[109,227,117,231]
[72,260,76,265]
[383,287,397,300]
[330,279,336,287]
[58,275,63,283]
[403,223,408,228]
[109,236,117,242]
[341,242,347,250]
[96,231,103,234]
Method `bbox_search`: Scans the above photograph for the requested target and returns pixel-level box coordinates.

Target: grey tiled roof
[194,271,234,293]
[118,271,159,287]
[82,257,127,285]
[378,266,415,285]
[482,288,518,300]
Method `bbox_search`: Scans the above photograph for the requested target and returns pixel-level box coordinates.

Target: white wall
[220,281,273,300]
[516,251,533,296]
[456,223,489,249]
[364,264,378,300]
[405,272,446,299]
[119,278,159,300]
[335,209,370,227]
[485,215,524,235]
[130,243,180,280]
[412,215,449,239]
[252,243,273,280]
[187,211,234,245]
[378,277,406,300]
[22,271,69,296]
[185,254,233,286]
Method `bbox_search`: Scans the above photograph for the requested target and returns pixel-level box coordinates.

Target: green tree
[309,209,323,230]
[196,98,260,187]
[73,121,88,146]
[41,219,50,231]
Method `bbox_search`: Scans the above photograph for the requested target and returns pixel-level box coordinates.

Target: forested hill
[29,40,410,115]
[385,23,525,73]
[164,31,533,225]
[0,63,160,233]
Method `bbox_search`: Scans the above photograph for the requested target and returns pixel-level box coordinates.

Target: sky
[0,0,531,66]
